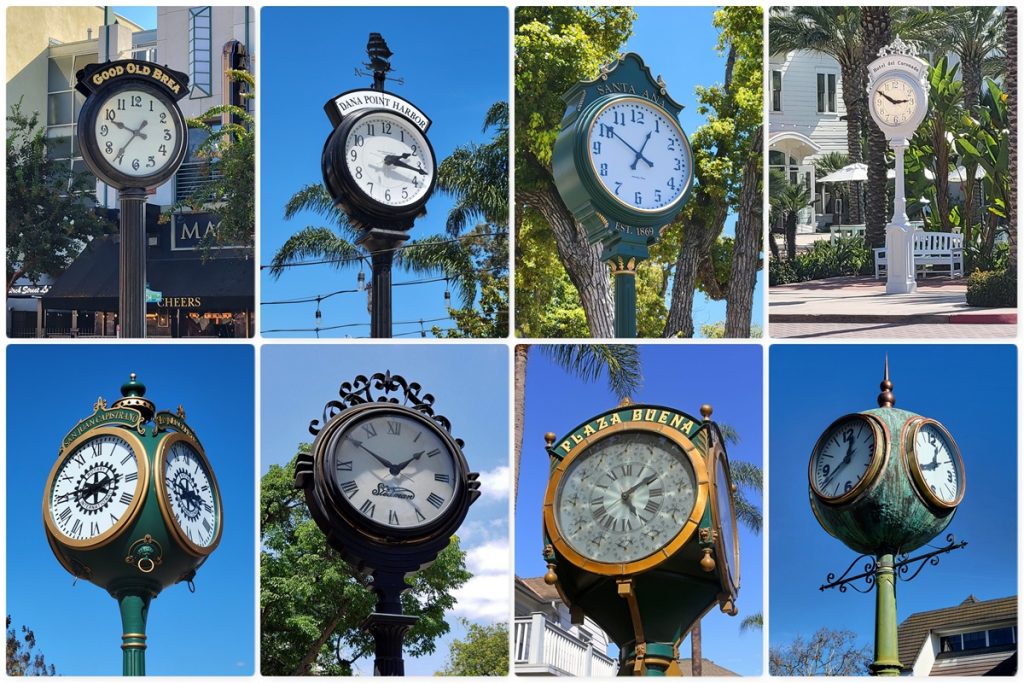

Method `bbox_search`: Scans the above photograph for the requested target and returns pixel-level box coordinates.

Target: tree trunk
[840,59,864,224]
[292,601,349,675]
[861,8,892,248]
[513,344,530,506]
[1008,7,1018,270]
[725,125,763,338]
[518,161,615,338]
[786,213,797,260]
[932,118,953,234]
[961,54,985,230]
[692,621,702,676]
[664,214,719,338]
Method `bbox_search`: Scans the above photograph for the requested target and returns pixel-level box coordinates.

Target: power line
[260,315,452,336]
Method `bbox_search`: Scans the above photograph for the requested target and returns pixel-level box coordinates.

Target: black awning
[43,235,254,311]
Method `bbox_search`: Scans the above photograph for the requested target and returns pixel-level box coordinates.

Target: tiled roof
[897,595,1017,672]
[676,658,740,676]
[931,646,1016,676]
[517,575,561,602]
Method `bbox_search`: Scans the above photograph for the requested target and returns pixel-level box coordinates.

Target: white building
[514,576,618,676]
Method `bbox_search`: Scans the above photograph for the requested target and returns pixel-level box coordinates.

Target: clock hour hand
[879,92,908,105]
[612,131,655,169]
[821,443,854,489]
[389,158,428,176]
[630,132,653,170]
[390,451,426,475]
[359,443,399,470]
[621,474,658,499]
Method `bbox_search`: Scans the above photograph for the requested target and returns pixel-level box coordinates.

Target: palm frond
[267,226,358,279]
[541,344,643,400]
[283,183,355,238]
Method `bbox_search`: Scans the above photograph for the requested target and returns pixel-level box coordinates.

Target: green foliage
[431,228,509,338]
[700,321,763,338]
[436,101,508,235]
[769,627,870,676]
[260,451,471,675]
[436,620,508,676]
[175,69,255,256]
[6,616,55,676]
[965,267,1016,307]
[768,237,874,285]
[6,103,111,289]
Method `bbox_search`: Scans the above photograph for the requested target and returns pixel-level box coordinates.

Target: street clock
[866,37,929,141]
[76,60,189,190]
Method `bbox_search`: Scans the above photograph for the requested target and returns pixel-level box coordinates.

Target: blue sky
[516,345,764,675]
[6,344,254,675]
[620,7,765,334]
[261,343,509,675]
[769,345,1017,658]
[113,6,156,30]
[259,7,509,338]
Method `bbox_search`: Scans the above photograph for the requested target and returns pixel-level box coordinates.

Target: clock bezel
[78,78,188,190]
[709,442,740,597]
[154,431,224,557]
[43,426,151,550]
[321,108,438,228]
[808,412,890,505]
[543,421,709,576]
[901,417,966,510]
[867,71,927,136]
[314,402,466,543]
[577,94,695,225]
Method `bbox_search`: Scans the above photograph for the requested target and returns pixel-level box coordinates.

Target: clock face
[554,431,697,564]
[328,411,458,531]
[47,433,143,544]
[714,452,739,590]
[587,98,692,212]
[344,112,435,208]
[162,438,220,550]
[872,76,919,128]
[811,416,879,500]
[92,88,182,177]
[912,422,962,505]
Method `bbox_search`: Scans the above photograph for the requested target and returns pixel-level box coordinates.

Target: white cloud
[452,538,510,622]
[476,465,510,503]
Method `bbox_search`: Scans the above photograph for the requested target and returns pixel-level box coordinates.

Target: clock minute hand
[621,474,658,499]
[821,445,854,489]
[359,443,398,470]
[390,451,426,475]
[391,159,428,176]
[630,132,654,170]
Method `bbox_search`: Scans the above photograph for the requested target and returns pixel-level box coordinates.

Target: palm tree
[770,8,865,224]
[860,7,892,249]
[776,181,812,260]
[513,344,642,503]
[814,152,851,223]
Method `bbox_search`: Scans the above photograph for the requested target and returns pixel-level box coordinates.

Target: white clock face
[715,453,738,586]
[811,417,877,499]
[344,113,435,207]
[913,423,961,503]
[330,412,457,530]
[163,439,219,549]
[555,431,697,564]
[872,76,919,127]
[588,98,691,212]
[94,88,181,177]
[48,433,141,542]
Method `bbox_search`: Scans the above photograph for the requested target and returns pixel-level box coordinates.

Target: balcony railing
[175,161,224,202]
[514,613,617,676]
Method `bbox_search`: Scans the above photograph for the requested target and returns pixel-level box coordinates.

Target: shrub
[966,268,1017,307]
[769,237,873,285]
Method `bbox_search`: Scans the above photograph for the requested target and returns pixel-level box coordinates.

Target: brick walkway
[770,322,1017,339]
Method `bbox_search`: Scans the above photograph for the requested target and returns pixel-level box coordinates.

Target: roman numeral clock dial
[328,411,458,533]
[157,435,222,554]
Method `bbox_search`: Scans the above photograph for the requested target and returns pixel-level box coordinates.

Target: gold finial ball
[544,432,557,446]
[543,566,558,585]
[700,404,713,420]
[700,547,716,572]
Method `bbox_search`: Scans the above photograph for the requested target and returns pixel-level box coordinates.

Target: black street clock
[75,60,190,190]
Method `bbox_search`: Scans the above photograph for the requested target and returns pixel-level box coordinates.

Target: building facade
[5,7,254,337]
[897,595,1017,675]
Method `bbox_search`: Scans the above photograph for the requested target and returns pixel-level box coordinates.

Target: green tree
[1006,6,1017,270]
[513,344,642,502]
[775,180,812,260]
[6,616,56,676]
[6,104,110,290]
[261,451,471,675]
[431,226,508,338]
[436,620,508,676]
[515,7,636,337]
[174,69,255,256]
[769,628,871,676]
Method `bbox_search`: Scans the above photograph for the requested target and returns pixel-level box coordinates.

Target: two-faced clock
[44,426,150,548]
[809,413,888,504]
[710,444,739,599]
[904,418,966,509]
[546,426,708,574]
[155,432,223,556]
[586,96,693,215]
[322,108,437,229]
[78,79,188,190]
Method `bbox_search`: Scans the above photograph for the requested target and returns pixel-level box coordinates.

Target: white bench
[829,224,866,242]
[874,231,964,279]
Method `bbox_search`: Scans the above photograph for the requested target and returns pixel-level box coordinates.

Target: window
[189,7,212,97]
[941,627,1017,653]
[989,627,1015,647]
[46,51,99,190]
[817,72,837,114]
[771,70,783,112]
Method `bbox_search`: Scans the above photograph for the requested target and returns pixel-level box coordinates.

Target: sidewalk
[769,276,1017,338]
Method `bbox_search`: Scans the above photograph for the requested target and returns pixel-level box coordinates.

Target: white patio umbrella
[947,166,986,182]
[817,162,868,183]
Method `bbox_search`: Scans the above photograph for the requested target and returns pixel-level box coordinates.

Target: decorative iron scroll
[308,370,462,446]
[820,534,968,594]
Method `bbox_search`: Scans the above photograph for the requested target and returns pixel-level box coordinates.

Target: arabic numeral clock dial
[586,96,693,216]
[871,75,921,129]
[324,408,460,537]
[156,434,222,555]
[551,430,706,571]
[809,414,887,504]
[80,81,187,189]
[44,428,149,549]
[906,419,965,509]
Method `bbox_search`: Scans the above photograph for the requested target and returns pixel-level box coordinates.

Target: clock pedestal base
[357,228,410,338]
[119,187,149,337]
[117,590,151,676]
[362,613,419,676]
[608,256,640,338]
[884,223,917,295]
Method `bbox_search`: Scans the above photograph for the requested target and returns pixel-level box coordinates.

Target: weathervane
[354,33,404,91]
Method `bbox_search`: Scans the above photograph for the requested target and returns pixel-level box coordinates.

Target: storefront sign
[8,284,51,296]
[156,297,203,309]
[171,213,224,251]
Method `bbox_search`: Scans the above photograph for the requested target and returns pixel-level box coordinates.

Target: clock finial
[877,355,895,408]
[113,373,155,420]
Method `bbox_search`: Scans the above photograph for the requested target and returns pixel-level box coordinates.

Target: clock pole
[117,590,151,675]
[119,187,149,338]
[362,570,419,675]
